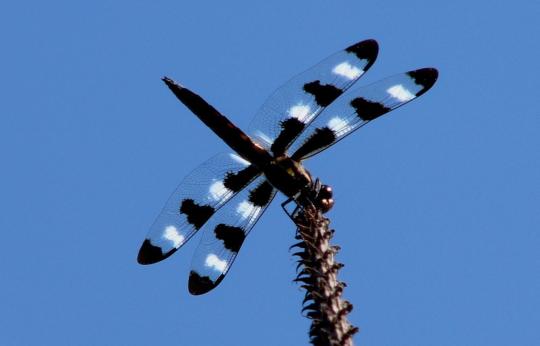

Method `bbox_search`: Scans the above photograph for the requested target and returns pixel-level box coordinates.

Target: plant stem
[292,205,359,346]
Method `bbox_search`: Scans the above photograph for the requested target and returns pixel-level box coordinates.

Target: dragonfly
[137,39,438,295]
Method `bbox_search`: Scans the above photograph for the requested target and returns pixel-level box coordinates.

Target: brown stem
[292,206,359,346]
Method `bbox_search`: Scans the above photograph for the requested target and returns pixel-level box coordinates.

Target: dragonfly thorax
[263,156,312,198]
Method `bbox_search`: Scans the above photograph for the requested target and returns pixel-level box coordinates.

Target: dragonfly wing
[248,39,379,156]
[187,177,277,295]
[290,68,439,160]
[138,152,261,264]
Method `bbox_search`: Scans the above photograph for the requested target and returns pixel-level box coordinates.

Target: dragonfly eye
[318,198,334,213]
[318,185,333,200]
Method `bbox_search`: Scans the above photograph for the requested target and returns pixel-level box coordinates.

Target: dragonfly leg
[282,185,314,222]
[281,196,300,222]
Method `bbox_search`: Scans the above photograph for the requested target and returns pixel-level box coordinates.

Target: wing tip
[137,239,173,265]
[188,271,225,295]
[345,39,379,64]
[407,68,439,96]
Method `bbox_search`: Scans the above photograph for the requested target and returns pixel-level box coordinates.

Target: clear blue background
[1,1,538,345]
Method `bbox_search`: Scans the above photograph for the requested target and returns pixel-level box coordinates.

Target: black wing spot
[407,68,438,96]
[345,39,379,65]
[180,199,214,230]
[350,97,391,121]
[303,81,343,107]
[214,224,245,253]
[223,165,260,192]
[188,271,224,295]
[271,118,305,156]
[292,127,336,160]
[248,181,274,207]
[138,239,166,264]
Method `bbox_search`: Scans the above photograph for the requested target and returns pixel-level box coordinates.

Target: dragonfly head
[315,184,334,213]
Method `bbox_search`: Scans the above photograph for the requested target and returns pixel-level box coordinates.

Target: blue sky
[1,1,539,345]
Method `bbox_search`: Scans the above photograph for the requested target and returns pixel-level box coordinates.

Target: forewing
[290,68,439,160]
[248,39,379,156]
[137,152,261,264]
[187,177,277,295]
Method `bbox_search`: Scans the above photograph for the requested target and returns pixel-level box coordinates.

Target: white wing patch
[162,225,185,248]
[332,61,362,80]
[387,84,415,102]
[328,116,354,135]
[253,130,273,147]
[287,103,312,122]
[209,180,229,201]
[236,201,260,220]
[229,153,250,166]
[205,253,227,272]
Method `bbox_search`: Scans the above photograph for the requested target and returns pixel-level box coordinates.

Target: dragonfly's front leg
[281,189,305,222]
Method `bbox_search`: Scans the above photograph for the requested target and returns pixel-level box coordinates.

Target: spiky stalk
[292,206,358,346]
